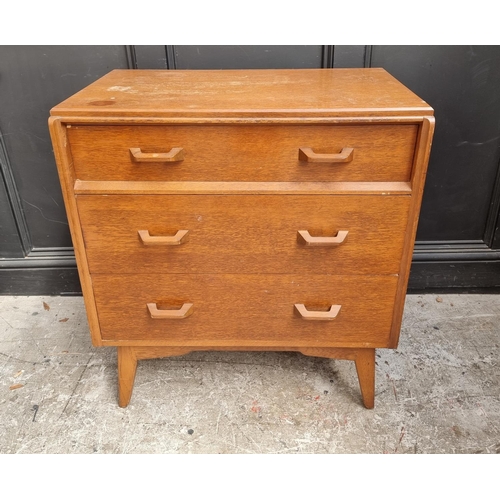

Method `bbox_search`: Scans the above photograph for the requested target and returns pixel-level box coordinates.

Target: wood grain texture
[48,68,434,408]
[47,118,103,346]
[117,346,137,407]
[354,348,376,409]
[389,117,435,347]
[77,194,410,276]
[53,116,430,125]
[91,273,399,346]
[49,69,433,118]
[67,123,417,182]
[74,180,412,195]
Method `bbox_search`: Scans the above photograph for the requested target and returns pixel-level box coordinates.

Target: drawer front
[78,194,410,275]
[68,124,418,182]
[92,274,398,346]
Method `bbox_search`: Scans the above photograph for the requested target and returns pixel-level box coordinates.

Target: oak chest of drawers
[49,69,434,408]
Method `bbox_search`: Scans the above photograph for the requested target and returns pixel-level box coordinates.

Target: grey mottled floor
[0,294,499,454]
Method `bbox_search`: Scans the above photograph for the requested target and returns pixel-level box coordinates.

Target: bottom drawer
[92,274,398,347]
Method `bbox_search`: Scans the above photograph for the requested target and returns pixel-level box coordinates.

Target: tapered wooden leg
[117,346,138,408]
[116,346,193,407]
[300,346,376,408]
[354,348,375,409]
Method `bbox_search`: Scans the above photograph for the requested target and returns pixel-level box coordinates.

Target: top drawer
[67,124,418,182]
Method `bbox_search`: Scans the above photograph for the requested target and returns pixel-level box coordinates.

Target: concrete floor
[0,293,499,454]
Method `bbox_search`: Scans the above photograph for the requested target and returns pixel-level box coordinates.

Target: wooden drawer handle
[298,147,353,163]
[147,303,193,319]
[297,230,348,246]
[138,229,189,246]
[129,147,185,162]
[295,304,341,320]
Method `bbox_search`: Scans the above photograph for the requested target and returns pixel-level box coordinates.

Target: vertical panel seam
[0,132,32,255]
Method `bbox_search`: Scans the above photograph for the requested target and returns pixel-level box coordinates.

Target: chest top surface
[50,68,433,119]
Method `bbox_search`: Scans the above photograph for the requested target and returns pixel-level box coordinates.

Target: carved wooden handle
[130,147,185,162]
[298,147,353,163]
[147,303,193,319]
[297,230,348,246]
[294,304,341,320]
[138,229,189,246]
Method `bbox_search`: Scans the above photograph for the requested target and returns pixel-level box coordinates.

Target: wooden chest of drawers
[49,69,434,408]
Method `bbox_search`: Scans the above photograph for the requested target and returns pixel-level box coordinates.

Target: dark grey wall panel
[370,46,500,243]
[132,45,168,69]
[0,46,129,249]
[0,172,23,258]
[1,134,24,257]
[333,46,369,68]
[173,45,324,69]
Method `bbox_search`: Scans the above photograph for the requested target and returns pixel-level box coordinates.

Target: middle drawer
[77,194,410,275]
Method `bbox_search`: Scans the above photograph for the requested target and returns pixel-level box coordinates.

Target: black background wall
[1,45,500,294]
